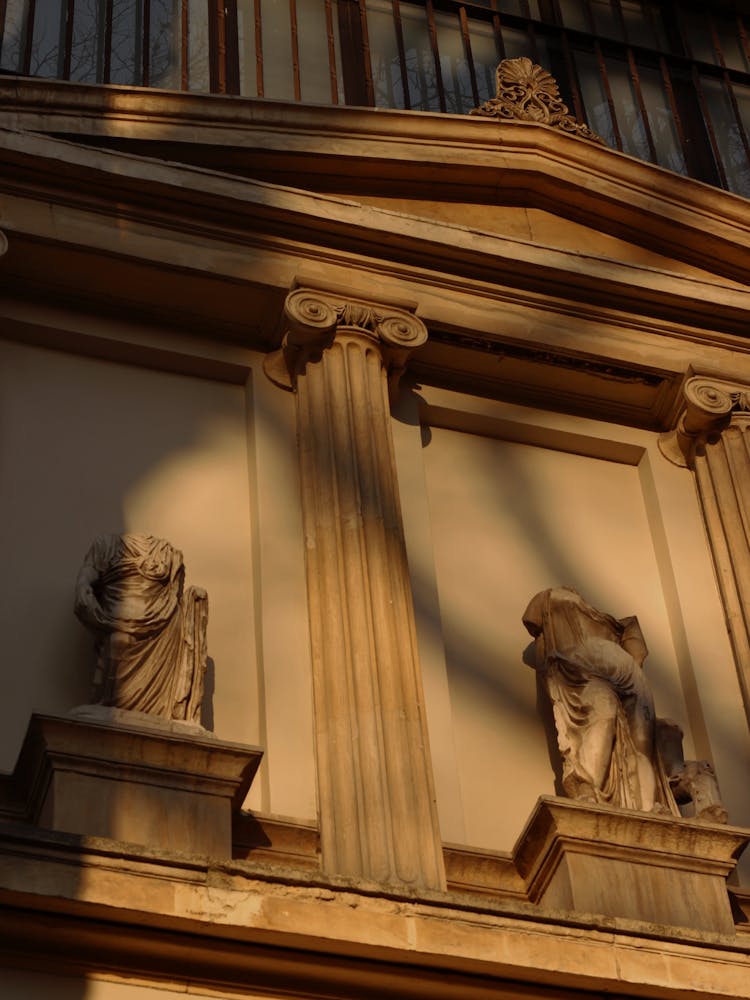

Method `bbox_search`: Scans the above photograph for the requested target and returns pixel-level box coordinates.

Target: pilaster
[661,375,750,726]
[265,288,445,890]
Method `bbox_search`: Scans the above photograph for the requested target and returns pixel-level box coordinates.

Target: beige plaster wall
[394,388,750,860]
[0,337,316,821]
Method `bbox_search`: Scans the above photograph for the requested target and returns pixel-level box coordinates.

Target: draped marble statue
[75,534,208,723]
[523,587,727,820]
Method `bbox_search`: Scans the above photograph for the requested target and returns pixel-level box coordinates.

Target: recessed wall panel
[421,424,683,851]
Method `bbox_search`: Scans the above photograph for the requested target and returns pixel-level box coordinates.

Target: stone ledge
[0,821,749,1000]
[515,797,749,934]
[1,712,263,858]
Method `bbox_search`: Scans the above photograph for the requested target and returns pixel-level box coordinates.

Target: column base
[514,796,749,933]
[9,712,262,858]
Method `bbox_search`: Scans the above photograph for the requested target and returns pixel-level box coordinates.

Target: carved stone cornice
[659,375,750,468]
[264,288,428,399]
[471,57,605,145]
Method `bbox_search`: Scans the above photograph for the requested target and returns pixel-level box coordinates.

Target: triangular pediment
[3,76,749,293]
[2,92,750,431]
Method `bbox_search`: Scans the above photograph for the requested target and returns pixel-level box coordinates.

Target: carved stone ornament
[263,288,428,399]
[74,534,208,725]
[471,57,605,144]
[659,375,749,468]
[523,587,727,822]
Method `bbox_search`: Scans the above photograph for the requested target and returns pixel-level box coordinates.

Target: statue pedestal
[12,713,262,858]
[515,797,749,933]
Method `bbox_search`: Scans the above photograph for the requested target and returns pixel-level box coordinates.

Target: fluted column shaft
[661,377,750,726]
[267,289,445,890]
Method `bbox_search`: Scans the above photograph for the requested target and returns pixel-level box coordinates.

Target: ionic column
[265,288,445,890]
[660,376,750,725]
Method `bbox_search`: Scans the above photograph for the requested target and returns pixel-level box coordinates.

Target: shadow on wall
[399,384,750,848]
[0,339,258,775]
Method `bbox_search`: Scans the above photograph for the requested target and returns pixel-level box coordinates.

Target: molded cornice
[0,125,748,340]
[1,76,749,284]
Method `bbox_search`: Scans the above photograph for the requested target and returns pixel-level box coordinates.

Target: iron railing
[1,0,749,194]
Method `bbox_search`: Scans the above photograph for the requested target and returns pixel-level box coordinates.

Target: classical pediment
[2,86,750,429]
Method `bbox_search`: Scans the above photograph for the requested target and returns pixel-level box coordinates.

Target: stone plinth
[11,713,262,858]
[515,797,749,933]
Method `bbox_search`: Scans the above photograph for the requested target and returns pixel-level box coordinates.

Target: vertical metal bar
[737,10,750,70]
[554,9,586,123]
[724,74,750,167]
[644,1,662,52]
[425,0,445,112]
[103,0,113,81]
[580,0,596,34]
[594,41,623,149]
[356,0,374,104]
[706,10,724,67]
[459,6,478,108]
[181,0,188,89]
[625,48,657,162]
[392,0,411,109]
[336,0,368,104]
[490,0,505,62]
[289,0,300,100]
[143,0,151,85]
[691,65,729,189]
[21,0,36,73]
[216,0,227,91]
[525,16,539,64]
[224,0,239,92]
[324,0,338,103]
[0,0,7,53]
[63,0,75,77]
[254,0,263,95]
[659,55,688,166]
[611,0,626,42]
[707,7,750,168]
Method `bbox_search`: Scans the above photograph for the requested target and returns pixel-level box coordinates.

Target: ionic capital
[659,376,750,468]
[264,288,428,397]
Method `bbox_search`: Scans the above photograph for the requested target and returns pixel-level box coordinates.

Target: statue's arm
[619,615,648,667]
[74,561,109,631]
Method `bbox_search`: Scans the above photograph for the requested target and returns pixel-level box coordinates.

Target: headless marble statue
[523,587,726,820]
[75,534,207,724]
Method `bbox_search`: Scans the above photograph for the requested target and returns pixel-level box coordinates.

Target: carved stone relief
[75,533,207,724]
[471,57,605,145]
[523,586,727,821]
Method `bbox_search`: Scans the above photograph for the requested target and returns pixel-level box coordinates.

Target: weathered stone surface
[6,714,262,857]
[75,534,208,724]
[523,587,677,814]
[266,286,444,892]
[1,819,750,998]
[515,796,748,933]
[523,587,727,822]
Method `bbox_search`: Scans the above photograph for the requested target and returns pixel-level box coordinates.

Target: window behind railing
[2,0,749,195]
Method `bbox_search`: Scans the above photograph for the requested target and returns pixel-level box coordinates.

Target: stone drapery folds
[74,533,208,724]
[523,586,726,821]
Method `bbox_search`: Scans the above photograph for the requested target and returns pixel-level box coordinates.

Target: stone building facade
[1,3,750,997]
